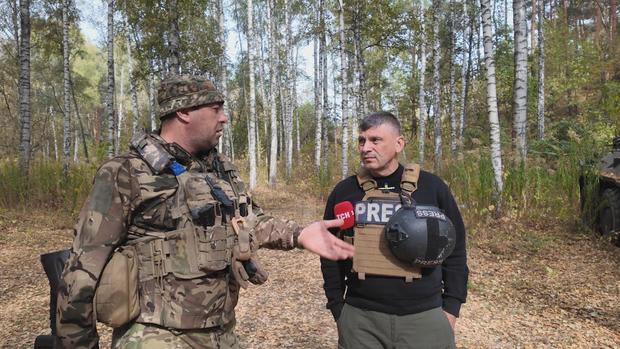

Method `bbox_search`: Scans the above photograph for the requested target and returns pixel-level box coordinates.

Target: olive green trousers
[337,304,456,349]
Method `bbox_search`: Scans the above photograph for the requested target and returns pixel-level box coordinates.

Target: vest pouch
[196,225,231,272]
[94,246,140,328]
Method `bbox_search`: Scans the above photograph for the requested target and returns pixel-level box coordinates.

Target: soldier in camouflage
[55,74,354,348]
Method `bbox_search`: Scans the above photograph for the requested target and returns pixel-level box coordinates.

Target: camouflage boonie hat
[158,74,225,119]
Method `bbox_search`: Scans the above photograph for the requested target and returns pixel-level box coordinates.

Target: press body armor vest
[125,133,259,329]
[351,164,422,282]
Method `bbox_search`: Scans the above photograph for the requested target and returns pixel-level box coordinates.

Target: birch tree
[459,0,470,147]
[481,0,504,204]
[313,10,322,170]
[431,0,442,173]
[106,0,116,158]
[512,0,528,161]
[284,0,294,179]
[320,4,329,176]
[537,0,545,139]
[17,0,30,173]
[216,0,231,156]
[448,1,457,155]
[62,0,71,175]
[417,1,427,164]
[125,28,139,137]
[267,0,277,187]
[247,0,257,189]
[168,0,181,74]
[338,0,349,179]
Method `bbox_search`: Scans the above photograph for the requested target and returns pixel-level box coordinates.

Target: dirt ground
[1,187,619,349]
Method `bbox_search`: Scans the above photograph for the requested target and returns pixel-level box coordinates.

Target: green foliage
[0,160,96,218]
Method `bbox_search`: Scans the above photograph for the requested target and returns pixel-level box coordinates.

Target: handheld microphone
[334,201,355,230]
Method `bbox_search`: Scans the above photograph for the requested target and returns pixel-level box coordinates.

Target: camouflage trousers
[112,321,240,349]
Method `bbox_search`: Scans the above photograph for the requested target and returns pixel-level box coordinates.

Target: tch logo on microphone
[334,201,355,230]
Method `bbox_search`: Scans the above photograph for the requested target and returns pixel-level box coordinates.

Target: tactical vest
[123,133,260,329]
[350,164,422,282]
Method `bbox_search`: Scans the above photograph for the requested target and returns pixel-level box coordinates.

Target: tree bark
[339,0,349,179]
[321,4,329,176]
[481,0,504,204]
[314,19,322,170]
[267,0,278,187]
[353,5,368,116]
[147,65,157,131]
[284,0,294,180]
[448,0,457,156]
[107,0,116,158]
[126,32,139,137]
[431,0,442,173]
[168,0,181,74]
[459,0,470,149]
[18,0,31,174]
[247,0,257,190]
[512,0,528,161]
[418,1,427,164]
[62,0,72,175]
[537,0,545,140]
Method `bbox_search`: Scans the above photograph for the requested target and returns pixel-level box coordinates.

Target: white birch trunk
[247,0,257,189]
[62,0,71,174]
[481,0,504,200]
[216,0,231,156]
[117,65,124,148]
[448,1,457,155]
[512,0,528,161]
[459,1,470,147]
[294,47,300,155]
[284,0,294,180]
[73,129,79,162]
[126,33,139,137]
[313,35,322,170]
[267,0,277,187]
[353,6,368,116]
[537,0,545,140]
[339,0,349,179]
[417,1,427,164]
[107,0,116,158]
[18,0,30,173]
[431,0,442,173]
[321,5,329,176]
[50,106,58,161]
[147,63,157,131]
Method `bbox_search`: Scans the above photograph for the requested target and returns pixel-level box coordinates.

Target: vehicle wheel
[597,187,620,236]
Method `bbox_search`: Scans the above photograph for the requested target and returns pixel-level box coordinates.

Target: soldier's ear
[175,109,192,123]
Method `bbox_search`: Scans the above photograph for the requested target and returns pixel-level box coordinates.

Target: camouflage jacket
[56,133,300,348]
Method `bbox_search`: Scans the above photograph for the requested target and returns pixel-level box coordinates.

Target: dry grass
[1,186,619,348]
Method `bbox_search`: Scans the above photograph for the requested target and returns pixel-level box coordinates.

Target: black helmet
[384,205,456,267]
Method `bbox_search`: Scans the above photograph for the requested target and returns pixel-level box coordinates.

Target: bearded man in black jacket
[320,111,469,349]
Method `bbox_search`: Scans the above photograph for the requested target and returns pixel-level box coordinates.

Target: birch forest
[2,2,620,348]
[1,0,619,215]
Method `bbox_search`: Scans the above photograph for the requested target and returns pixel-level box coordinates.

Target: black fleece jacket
[320,164,469,320]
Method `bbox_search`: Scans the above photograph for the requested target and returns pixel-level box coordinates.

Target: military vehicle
[580,137,620,246]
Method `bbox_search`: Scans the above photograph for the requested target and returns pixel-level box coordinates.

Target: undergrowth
[0,128,609,230]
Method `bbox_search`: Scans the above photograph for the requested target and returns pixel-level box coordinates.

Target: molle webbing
[353,163,422,282]
[129,132,174,174]
[355,163,421,196]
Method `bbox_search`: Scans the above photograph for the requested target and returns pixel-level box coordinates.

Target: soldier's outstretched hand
[298,219,355,260]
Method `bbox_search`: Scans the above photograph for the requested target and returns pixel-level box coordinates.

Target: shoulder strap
[129,131,174,174]
[400,163,420,196]
[356,167,377,192]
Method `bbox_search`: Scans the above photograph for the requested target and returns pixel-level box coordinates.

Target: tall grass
[0,159,97,218]
[1,131,605,230]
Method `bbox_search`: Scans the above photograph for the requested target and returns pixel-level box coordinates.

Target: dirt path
[1,188,619,348]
